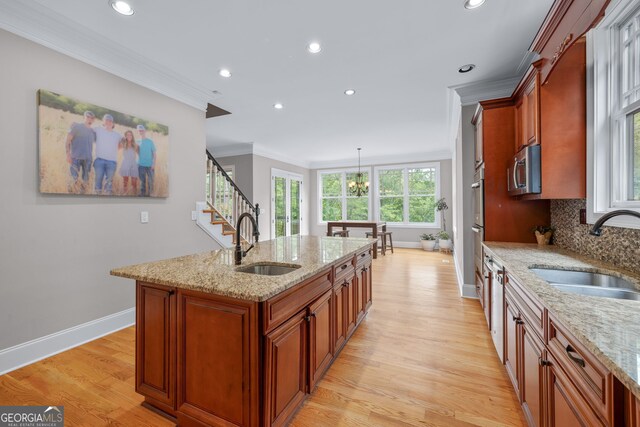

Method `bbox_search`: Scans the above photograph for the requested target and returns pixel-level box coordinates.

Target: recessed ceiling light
[219,69,232,78]
[273,103,284,110]
[464,0,486,9]
[458,64,476,73]
[344,89,356,96]
[307,42,322,54]
[110,0,134,15]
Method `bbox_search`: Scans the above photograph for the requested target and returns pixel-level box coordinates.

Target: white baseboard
[393,241,421,249]
[0,307,135,376]
[454,252,478,299]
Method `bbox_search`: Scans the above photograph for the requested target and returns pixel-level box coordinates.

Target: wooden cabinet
[344,274,357,339]
[474,110,483,168]
[521,321,545,427]
[332,281,346,353]
[355,263,371,323]
[514,98,524,152]
[523,72,540,148]
[265,309,308,427]
[308,290,334,391]
[176,291,259,427]
[136,282,176,415]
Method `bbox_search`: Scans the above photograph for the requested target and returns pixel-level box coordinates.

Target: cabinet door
[364,260,372,310]
[136,283,176,413]
[504,294,520,398]
[344,274,357,338]
[308,290,334,391]
[515,98,524,152]
[524,75,540,146]
[547,354,604,427]
[265,310,308,427]
[475,112,483,167]
[356,266,367,322]
[521,321,545,427]
[333,283,346,353]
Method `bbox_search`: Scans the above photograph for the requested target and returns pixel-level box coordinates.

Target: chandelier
[348,148,369,197]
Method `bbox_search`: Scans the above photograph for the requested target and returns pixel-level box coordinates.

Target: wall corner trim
[0,308,135,376]
[454,251,477,299]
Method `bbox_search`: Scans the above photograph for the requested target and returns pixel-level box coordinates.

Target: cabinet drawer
[548,313,614,426]
[506,273,545,340]
[334,257,356,283]
[355,248,372,267]
[263,269,332,334]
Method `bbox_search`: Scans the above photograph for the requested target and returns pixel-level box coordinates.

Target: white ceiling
[24,0,554,167]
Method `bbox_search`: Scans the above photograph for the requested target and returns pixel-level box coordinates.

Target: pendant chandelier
[348,148,369,197]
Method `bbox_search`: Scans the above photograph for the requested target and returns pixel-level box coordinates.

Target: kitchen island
[111,236,374,427]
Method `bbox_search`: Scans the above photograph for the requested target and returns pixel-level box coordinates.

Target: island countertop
[111,235,373,302]
[483,242,640,400]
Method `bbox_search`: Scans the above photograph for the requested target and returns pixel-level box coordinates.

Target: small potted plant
[437,230,452,250]
[532,225,554,245]
[420,233,436,251]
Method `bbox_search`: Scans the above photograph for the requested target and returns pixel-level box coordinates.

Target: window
[589,0,640,228]
[318,170,370,222]
[375,164,439,226]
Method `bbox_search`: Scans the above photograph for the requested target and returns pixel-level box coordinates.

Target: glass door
[271,169,303,238]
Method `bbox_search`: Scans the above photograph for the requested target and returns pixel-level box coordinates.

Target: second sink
[236,263,301,276]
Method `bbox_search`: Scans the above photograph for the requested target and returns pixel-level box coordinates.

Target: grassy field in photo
[38,105,169,197]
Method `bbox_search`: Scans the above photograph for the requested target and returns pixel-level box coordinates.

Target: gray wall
[453,105,477,290]
[214,153,254,201]
[0,30,214,350]
[252,155,310,240]
[309,159,454,244]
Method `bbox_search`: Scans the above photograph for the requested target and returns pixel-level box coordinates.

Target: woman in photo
[118,130,139,195]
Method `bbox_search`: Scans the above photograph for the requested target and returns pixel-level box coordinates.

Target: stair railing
[206,150,259,243]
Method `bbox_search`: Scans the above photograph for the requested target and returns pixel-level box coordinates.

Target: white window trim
[373,162,441,228]
[588,0,640,230]
[317,168,372,225]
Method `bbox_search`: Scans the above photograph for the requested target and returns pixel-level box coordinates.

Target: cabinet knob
[538,358,551,367]
[168,290,175,296]
[516,320,525,325]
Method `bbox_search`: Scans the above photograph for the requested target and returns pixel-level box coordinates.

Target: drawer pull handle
[566,345,586,368]
[360,253,366,258]
[341,264,348,270]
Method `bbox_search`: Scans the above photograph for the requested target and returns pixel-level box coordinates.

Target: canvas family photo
[38,89,169,197]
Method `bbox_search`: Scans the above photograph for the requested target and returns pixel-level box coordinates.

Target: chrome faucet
[589,209,640,236]
[235,212,260,265]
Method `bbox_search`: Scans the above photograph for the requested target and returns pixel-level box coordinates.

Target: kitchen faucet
[589,209,640,236]
[235,212,260,265]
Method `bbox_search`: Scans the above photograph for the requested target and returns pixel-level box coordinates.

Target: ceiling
[25,0,554,167]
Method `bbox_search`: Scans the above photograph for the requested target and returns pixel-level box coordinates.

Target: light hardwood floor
[0,248,525,426]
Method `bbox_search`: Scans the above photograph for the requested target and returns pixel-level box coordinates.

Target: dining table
[326,221,387,259]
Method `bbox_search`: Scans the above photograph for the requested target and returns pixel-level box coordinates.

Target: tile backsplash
[550,199,640,273]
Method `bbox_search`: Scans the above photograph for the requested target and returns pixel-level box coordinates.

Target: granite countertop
[111,236,373,302]
[483,242,640,399]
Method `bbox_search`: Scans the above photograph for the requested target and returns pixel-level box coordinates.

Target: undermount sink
[530,267,640,301]
[235,263,301,276]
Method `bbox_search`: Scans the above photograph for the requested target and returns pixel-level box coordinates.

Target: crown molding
[308,150,452,170]
[0,1,216,111]
[451,76,521,107]
[253,145,312,169]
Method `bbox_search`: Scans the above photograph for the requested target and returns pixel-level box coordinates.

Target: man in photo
[93,113,122,195]
[65,110,96,194]
[136,124,156,197]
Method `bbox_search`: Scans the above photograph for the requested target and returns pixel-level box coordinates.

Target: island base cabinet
[308,290,334,392]
[264,310,308,427]
[136,282,176,416]
[521,323,545,427]
[332,282,346,353]
[176,291,259,427]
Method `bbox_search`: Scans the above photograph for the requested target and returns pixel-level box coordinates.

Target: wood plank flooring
[0,248,524,426]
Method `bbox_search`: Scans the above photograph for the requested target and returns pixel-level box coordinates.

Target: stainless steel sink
[530,267,640,300]
[236,263,301,276]
[549,283,640,301]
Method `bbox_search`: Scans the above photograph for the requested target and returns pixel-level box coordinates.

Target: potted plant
[437,230,452,250]
[532,226,554,245]
[436,198,449,232]
[420,233,436,251]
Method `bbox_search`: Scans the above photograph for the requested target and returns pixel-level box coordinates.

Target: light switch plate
[140,211,149,223]
[191,211,197,220]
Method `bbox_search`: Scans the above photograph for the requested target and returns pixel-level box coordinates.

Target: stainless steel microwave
[507,145,541,196]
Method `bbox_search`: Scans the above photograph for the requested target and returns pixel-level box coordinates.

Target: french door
[271,169,303,238]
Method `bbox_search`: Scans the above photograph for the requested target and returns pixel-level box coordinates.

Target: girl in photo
[119,130,139,195]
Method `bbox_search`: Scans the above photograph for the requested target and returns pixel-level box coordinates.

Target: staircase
[197,150,259,248]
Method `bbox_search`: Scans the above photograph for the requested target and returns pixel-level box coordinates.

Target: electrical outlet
[140,211,149,223]
[579,209,587,225]
[191,211,197,220]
